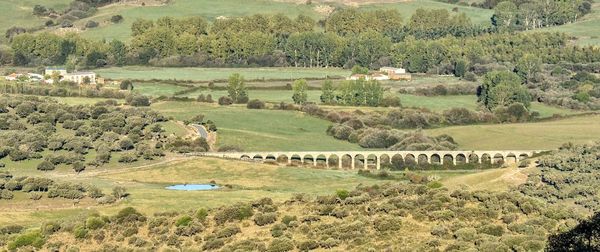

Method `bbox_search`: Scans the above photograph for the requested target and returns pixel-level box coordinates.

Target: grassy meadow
[425,114,600,150]
[150,101,364,151]
[0,156,390,226]
[77,0,320,41]
[96,67,350,81]
[0,0,71,43]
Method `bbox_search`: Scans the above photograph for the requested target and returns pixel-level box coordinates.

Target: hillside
[8,0,493,42]
[534,1,600,46]
[0,0,71,43]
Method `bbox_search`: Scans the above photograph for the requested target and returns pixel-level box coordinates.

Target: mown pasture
[150,101,364,151]
[96,67,350,81]
[425,114,600,150]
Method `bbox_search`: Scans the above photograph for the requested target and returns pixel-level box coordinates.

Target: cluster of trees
[0,171,124,204]
[2,177,586,251]
[0,95,169,172]
[6,8,598,74]
[319,79,384,107]
[484,0,593,31]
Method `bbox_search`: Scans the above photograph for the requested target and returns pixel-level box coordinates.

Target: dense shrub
[254,212,277,226]
[247,99,266,109]
[214,204,254,225]
[7,231,45,250]
[37,160,56,171]
[268,238,294,252]
[218,96,234,105]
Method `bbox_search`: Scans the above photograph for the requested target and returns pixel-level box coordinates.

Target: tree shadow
[547,212,600,251]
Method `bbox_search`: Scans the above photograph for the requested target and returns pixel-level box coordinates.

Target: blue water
[165,184,219,191]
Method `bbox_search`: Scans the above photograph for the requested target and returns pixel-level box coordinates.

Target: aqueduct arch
[196,150,543,170]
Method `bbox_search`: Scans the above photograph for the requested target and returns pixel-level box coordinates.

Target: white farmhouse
[64,71,96,84]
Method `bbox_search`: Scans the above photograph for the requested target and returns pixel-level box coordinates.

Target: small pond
[165,184,219,191]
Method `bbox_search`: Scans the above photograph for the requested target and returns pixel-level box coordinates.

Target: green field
[0,156,386,225]
[96,66,350,81]
[425,114,600,150]
[0,0,71,43]
[151,101,363,151]
[535,2,600,46]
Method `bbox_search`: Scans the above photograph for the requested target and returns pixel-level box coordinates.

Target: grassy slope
[0,157,385,226]
[535,1,600,46]
[0,0,71,43]
[96,67,350,81]
[359,0,494,25]
[77,0,493,41]
[78,0,320,41]
[425,114,600,150]
[150,101,364,151]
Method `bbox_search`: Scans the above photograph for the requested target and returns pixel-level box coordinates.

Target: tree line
[4,8,598,72]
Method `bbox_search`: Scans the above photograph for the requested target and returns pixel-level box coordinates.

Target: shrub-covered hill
[1,182,585,251]
[519,142,600,213]
[0,95,212,173]
[3,140,600,251]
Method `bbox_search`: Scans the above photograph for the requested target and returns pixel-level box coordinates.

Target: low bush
[247,99,266,109]
[254,212,277,226]
[7,231,45,250]
[37,160,55,171]
[268,238,295,252]
[218,96,234,105]
[175,215,193,227]
[214,204,254,225]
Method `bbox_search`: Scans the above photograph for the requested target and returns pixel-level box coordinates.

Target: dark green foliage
[214,204,254,225]
[268,238,294,252]
[227,74,249,104]
[114,207,146,224]
[111,15,123,23]
[196,208,208,221]
[72,162,85,173]
[119,80,134,90]
[37,160,55,171]
[247,99,265,109]
[85,217,105,230]
[175,216,192,227]
[218,96,234,106]
[478,71,531,110]
[215,224,241,238]
[254,212,277,226]
[547,212,600,251]
[335,189,349,200]
[125,94,150,107]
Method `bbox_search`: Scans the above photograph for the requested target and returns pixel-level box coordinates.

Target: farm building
[64,72,97,84]
[380,67,411,80]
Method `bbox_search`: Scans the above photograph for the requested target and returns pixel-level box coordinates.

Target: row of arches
[239,152,530,170]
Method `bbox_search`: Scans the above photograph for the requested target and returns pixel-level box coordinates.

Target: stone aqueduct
[197,150,544,170]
